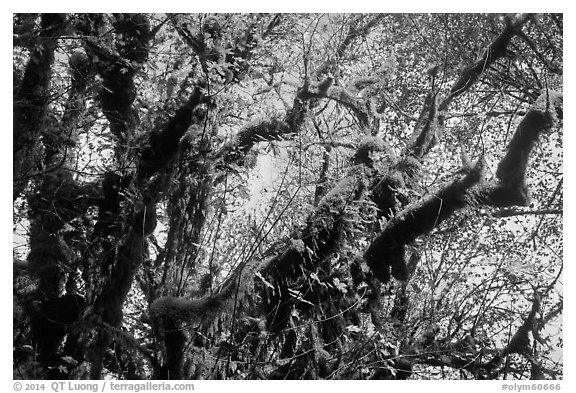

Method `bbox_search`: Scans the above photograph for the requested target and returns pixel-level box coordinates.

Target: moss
[31,294,84,360]
[138,88,207,184]
[94,172,130,238]
[113,14,150,63]
[132,202,157,236]
[353,136,390,167]
[483,98,560,209]
[496,111,551,185]
[370,172,406,220]
[366,161,483,283]
[485,183,530,207]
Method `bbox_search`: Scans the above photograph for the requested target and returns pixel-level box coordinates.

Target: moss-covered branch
[140,15,285,378]
[14,14,67,200]
[438,14,531,113]
[81,13,154,379]
[137,87,209,186]
[366,90,561,284]
[22,21,100,376]
[366,159,484,283]
[84,14,150,151]
[150,140,390,332]
[216,16,387,168]
[481,91,562,207]
[361,15,549,285]
[400,14,531,172]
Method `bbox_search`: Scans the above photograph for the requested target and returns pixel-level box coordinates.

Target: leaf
[61,356,78,366]
[333,277,348,293]
[255,272,274,289]
[288,288,315,306]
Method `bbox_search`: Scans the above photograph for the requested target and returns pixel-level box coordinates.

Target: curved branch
[366,159,484,283]
[366,89,562,284]
[438,14,531,114]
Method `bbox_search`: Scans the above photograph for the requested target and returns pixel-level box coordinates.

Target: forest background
[9,10,568,381]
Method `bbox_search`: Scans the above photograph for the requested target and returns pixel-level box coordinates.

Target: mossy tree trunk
[13,14,562,380]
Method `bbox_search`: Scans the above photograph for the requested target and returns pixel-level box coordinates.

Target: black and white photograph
[12,11,564,383]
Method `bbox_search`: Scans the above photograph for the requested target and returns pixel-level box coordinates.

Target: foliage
[13,13,562,380]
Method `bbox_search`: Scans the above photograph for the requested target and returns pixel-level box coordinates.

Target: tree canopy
[13,13,562,380]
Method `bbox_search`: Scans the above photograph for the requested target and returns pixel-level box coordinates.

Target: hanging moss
[370,170,408,221]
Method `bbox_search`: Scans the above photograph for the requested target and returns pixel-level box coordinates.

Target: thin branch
[438,14,531,115]
[491,208,562,218]
[516,31,562,75]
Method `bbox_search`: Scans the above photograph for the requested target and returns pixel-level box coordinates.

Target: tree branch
[438,14,531,114]
[491,208,562,218]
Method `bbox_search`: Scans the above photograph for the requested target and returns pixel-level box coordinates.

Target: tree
[13,13,562,380]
